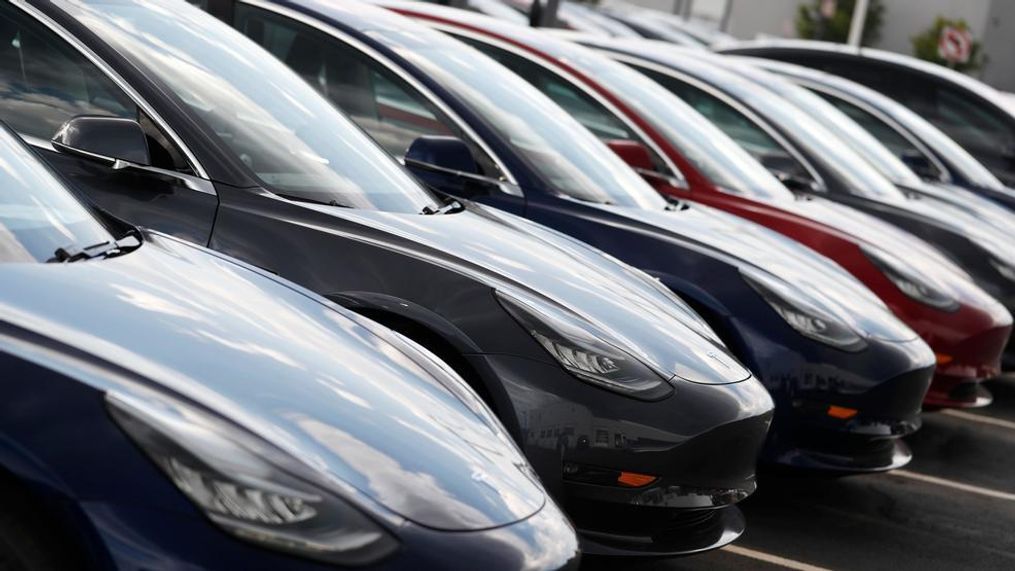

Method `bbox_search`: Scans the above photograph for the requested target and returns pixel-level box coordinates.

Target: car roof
[722,39,1013,115]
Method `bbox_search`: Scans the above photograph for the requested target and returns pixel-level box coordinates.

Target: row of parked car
[0,0,1012,568]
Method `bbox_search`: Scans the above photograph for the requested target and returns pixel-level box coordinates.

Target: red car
[381,2,1012,408]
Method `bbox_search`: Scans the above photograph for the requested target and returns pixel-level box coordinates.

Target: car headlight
[107,392,398,566]
[862,246,959,311]
[742,269,867,352]
[496,291,674,400]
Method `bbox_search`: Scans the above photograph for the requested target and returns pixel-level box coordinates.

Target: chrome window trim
[436,24,688,185]
[238,0,520,189]
[10,0,212,185]
[607,52,829,193]
[796,80,951,183]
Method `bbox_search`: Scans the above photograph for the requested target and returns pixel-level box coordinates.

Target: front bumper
[927,319,1011,408]
[765,424,916,472]
[727,316,934,473]
[81,499,581,571]
[576,504,745,557]
[474,353,773,556]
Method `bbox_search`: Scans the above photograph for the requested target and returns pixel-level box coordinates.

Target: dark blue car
[212,0,940,491]
[0,124,580,570]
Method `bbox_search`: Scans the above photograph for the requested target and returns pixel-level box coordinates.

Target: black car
[721,40,1015,188]
[714,55,1015,245]
[0,0,774,556]
[0,121,580,570]
[749,58,1015,212]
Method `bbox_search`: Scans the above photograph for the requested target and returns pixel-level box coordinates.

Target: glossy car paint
[560,37,1013,402]
[748,58,1015,212]
[627,47,1015,377]
[0,125,579,569]
[258,0,944,482]
[720,40,1015,187]
[3,0,774,557]
[711,54,1015,245]
[351,9,1006,407]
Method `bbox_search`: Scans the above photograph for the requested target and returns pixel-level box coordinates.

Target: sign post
[846,0,869,46]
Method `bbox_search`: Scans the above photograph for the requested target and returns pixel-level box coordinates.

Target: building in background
[620,0,1015,91]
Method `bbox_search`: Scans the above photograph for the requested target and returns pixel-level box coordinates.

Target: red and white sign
[938,25,973,64]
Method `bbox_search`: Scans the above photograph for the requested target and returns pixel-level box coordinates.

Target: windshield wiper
[48,232,141,264]
[663,197,688,211]
[274,193,352,208]
[421,199,465,215]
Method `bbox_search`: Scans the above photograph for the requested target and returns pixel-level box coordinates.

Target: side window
[0,2,134,138]
[815,90,943,179]
[459,37,672,175]
[817,92,916,156]
[233,4,502,177]
[930,88,1015,153]
[811,58,1015,176]
[638,67,813,183]
[0,3,191,172]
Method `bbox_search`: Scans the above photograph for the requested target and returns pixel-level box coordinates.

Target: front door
[0,2,218,245]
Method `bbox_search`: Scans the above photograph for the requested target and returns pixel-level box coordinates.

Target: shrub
[796,0,885,45]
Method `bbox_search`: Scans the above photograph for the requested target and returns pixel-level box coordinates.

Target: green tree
[911,17,984,72]
[796,0,885,46]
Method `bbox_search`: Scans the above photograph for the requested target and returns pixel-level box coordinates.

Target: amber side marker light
[617,471,658,487]
[936,353,954,365]
[827,405,859,420]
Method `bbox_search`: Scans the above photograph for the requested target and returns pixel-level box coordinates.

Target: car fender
[327,291,522,437]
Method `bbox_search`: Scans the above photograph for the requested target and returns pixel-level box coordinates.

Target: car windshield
[58,0,439,214]
[382,29,666,209]
[0,127,113,263]
[674,58,906,201]
[737,64,924,187]
[562,45,794,200]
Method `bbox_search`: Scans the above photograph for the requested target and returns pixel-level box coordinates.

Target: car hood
[775,194,1008,310]
[0,233,547,531]
[299,199,754,384]
[896,184,1015,267]
[586,199,917,342]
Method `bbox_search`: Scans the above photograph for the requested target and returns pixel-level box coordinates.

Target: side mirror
[405,135,480,176]
[52,116,151,168]
[605,139,654,171]
[900,150,940,180]
[404,135,520,199]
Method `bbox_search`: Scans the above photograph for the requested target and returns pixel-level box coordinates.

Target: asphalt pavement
[583,375,1015,571]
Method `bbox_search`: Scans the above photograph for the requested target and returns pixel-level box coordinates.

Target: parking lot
[583,374,1015,571]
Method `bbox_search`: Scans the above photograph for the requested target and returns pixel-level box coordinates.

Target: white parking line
[940,409,1015,431]
[724,545,834,571]
[890,470,1015,501]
